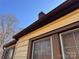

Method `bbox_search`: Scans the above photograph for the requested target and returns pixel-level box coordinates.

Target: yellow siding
[13,9,79,59]
[13,40,29,59]
[16,40,29,48]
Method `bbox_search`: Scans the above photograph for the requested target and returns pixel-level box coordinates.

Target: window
[2,47,15,59]
[31,36,53,59]
[60,28,79,59]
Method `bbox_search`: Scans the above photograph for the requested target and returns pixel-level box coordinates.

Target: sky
[0,0,66,29]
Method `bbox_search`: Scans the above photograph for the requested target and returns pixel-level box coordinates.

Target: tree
[0,14,19,46]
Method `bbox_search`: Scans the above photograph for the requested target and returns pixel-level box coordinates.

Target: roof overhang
[13,0,79,39]
[3,40,17,48]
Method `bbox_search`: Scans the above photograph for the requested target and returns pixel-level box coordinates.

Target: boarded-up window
[31,37,52,59]
[2,47,15,59]
[60,28,79,59]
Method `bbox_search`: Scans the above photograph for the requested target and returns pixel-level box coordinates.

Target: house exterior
[12,0,79,59]
[1,40,16,59]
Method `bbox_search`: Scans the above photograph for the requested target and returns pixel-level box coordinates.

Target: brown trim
[52,34,62,59]
[27,36,53,59]
[3,40,17,48]
[27,21,79,59]
[13,0,79,39]
[27,40,32,59]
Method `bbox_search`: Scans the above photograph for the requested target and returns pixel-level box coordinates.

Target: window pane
[7,48,14,59]
[2,49,9,59]
[62,32,76,48]
[61,30,79,59]
[2,48,14,59]
[32,37,51,59]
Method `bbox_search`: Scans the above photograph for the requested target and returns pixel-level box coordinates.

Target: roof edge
[3,40,17,48]
[13,0,79,39]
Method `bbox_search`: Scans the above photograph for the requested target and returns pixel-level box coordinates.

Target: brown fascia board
[13,0,79,39]
[3,40,17,48]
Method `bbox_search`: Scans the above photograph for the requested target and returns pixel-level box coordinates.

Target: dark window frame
[32,36,53,59]
[27,36,54,59]
[27,21,79,59]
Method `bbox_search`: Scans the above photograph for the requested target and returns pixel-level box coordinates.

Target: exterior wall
[13,40,29,59]
[13,9,79,59]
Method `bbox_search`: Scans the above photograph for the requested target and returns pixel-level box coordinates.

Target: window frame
[59,28,79,59]
[31,36,54,59]
[2,46,15,59]
[27,21,79,59]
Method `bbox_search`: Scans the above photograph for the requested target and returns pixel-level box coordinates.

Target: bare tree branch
[0,14,19,46]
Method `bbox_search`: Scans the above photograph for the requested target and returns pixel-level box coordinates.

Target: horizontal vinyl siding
[14,9,79,59]
[13,40,29,59]
[16,40,29,48]
[14,56,26,59]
